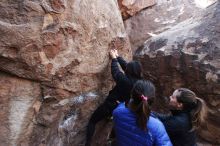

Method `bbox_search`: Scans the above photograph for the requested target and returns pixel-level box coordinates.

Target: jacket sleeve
[152,112,186,132]
[111,58,127,83]
[154,122,173,146]
[117,56,127,72]
[151,112,172,121]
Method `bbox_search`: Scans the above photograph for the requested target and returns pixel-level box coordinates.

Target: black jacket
[106,57,139,105]
[153,110,196,146]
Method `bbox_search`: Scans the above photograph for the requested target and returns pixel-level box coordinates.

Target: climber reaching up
[85,49,143,146]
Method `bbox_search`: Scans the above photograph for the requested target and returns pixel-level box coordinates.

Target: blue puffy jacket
[113,103,173,146]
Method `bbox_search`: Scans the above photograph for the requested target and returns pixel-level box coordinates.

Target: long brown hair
[176,88,207,130]
[129,80,155,131]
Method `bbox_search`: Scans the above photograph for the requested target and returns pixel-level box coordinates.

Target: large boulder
[135,1,220,144]
[125,0,218,51]
[0,0,131,145]
[0,0,131,93]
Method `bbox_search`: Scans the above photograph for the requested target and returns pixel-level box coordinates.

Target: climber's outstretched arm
[117,56,127,72]
[110,49,127,83]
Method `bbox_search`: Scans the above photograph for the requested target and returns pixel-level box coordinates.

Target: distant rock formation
[125,0,217,51]
[135,1,220,144]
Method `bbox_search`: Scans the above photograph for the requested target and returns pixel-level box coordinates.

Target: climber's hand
[114,49,119,57]
[110,49,117,59]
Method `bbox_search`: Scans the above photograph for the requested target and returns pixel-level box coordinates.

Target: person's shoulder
[148,116,164,126]
[116,102,125,109]
[113,103,128,115]
[177,112,190,120]
[148,116,166,133]
[174,112,191,129]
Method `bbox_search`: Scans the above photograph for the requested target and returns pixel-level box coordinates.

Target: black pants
[85,100,118,146]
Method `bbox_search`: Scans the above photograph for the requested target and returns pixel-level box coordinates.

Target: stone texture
[125,0,218,51]
[135,1,220,144]
[0,0,131,93]
[118,0,156,20]
[0,72,41,146]
[29,92,112,146]
[0,0,131,145]
[2,0,219,145]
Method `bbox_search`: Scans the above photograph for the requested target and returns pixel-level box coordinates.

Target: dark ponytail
[125,61,143,79]
[129,80,155,131]
[176,88,207,130]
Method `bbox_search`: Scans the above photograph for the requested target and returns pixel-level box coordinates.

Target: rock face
[135,1,220,144]
[125,0,218,51]
[118,0,156,20]
[0,72,41,146]
[0,0,131,93]
[0,0,131,145]
[30,92,112,146]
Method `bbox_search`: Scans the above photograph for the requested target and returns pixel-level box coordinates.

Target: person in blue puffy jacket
[113,80,172,146]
